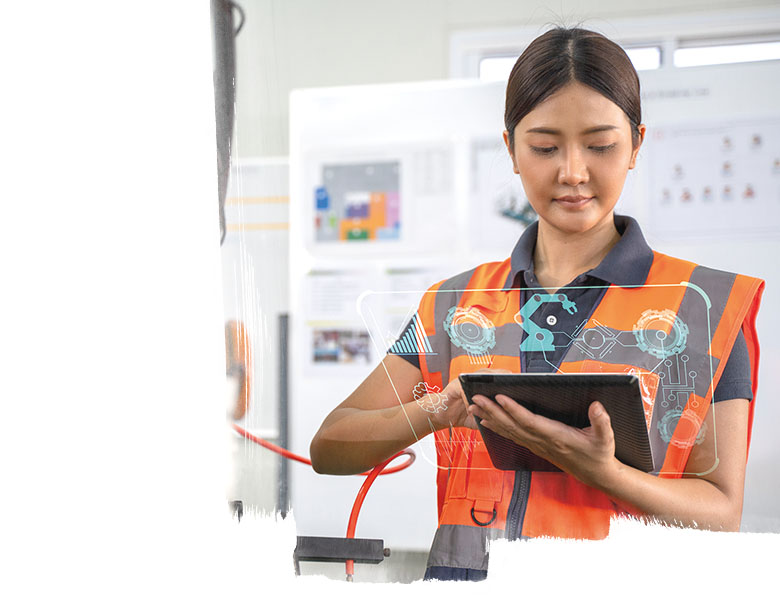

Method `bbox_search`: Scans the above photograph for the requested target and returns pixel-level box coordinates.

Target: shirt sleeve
[713,328,753,402]
[387,316,421,369]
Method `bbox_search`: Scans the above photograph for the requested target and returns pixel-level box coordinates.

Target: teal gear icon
[657,407,707,447]
[633,309,688,359]
[443,306,496,355]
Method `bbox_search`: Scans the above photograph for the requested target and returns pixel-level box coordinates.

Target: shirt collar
[503,214,654,289]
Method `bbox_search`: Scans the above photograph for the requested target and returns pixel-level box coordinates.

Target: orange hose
[344,450,409,580]
[231,423,415,581]
[232,424,313,465]
[231,423,415,476]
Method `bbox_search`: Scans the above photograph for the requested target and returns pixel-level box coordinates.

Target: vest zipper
[505,470,531,540]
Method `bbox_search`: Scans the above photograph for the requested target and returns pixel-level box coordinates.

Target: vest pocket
[465,441,505,526]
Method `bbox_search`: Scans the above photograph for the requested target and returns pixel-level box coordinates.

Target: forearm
[596,459,742,531]
[310,401,435,475]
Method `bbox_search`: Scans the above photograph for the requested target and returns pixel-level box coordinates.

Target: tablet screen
[459,372,655,472]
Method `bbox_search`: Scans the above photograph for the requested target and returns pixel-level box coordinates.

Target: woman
[309,27,764,582]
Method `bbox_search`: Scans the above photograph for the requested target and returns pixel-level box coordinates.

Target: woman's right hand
[310,355,512,474]
[421,368,513,432]
[416,376,474,431]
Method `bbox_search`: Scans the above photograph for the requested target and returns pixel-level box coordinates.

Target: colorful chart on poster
[314,162,401,242]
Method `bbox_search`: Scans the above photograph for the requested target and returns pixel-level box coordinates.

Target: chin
[536,201,615,234]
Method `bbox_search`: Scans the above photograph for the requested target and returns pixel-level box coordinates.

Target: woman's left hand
[468,394,621,489]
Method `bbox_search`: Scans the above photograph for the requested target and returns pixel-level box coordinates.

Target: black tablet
[459,373,655,473]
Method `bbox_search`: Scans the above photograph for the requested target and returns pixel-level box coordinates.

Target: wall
[233,0,779,158]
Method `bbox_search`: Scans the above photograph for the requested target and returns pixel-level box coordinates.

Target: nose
[557,147,589,186]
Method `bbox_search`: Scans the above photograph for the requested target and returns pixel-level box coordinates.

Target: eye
[530,146,556,156]
[589,143,617,154]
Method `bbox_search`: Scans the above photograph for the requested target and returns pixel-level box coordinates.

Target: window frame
[449,7,780,79]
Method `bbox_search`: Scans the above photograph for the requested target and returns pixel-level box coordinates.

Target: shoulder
[650,251,761,287]
[429,258,513,293]
[649,252,764,332]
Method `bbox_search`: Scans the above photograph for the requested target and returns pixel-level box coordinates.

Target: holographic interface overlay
[357,283,720,477]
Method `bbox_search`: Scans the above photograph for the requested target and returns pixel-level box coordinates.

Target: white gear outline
[412,381,448,414]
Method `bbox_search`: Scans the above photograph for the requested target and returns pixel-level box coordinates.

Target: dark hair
[504,27,642,150]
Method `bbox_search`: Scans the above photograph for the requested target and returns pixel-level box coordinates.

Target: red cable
[231,423,415,476]
[232,423,415,581]
[232,424,313,465]
[344,450,410,580]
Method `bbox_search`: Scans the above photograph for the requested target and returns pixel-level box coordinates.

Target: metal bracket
[293,536,390,576]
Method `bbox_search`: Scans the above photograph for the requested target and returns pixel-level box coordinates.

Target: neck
[533,215,620,292]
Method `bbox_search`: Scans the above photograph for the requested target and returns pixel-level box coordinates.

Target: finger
[494,394,564,436]
[447,379,465,398]
[470,394,496,412]
[477,395,539,441]
[467,396,505,432]
[494,394,535,423]
[467,400,483,421]
[494,394,583,449]
[471,394,505,421]
[463,412,479,430]
[588,401,614,444]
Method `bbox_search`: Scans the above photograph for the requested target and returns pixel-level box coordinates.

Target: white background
[8,0,776,595]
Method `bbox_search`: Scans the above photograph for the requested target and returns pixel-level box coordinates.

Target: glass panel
[478,56,517,81]
[480,46,660,81]
[674,41,780,67]
[625,46,661,70]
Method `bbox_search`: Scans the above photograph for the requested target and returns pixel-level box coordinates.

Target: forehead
[519,81,629,132]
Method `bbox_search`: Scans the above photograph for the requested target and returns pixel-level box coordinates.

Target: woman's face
[503,81,645,235]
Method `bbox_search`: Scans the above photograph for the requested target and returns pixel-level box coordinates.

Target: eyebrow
[525,125,619,135]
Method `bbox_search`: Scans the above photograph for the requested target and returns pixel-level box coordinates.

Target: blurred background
[219,0,780,583]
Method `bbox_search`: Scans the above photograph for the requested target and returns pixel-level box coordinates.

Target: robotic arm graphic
[515,293,578,352]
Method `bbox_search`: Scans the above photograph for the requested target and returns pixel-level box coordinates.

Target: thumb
[588,401,613,444]
[463,407,479,430]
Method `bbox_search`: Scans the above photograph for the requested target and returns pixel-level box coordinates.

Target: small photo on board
[312,329,371,364]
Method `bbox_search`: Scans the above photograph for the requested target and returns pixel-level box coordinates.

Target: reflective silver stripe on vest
[645,266,735,465]
[425,268,476,384]
[426,524,504,571]
[684,265,737,391]
[558,265,737,470]
[446,321,524,363]
[426,267,526,374]
[559,268,736,384]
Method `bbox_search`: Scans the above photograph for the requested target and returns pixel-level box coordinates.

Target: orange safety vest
[416,251,763,572]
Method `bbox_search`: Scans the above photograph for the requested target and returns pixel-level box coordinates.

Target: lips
[554,195,593,206]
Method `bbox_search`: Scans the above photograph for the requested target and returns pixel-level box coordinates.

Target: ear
[628,124,647,170]
[503,130,519,174]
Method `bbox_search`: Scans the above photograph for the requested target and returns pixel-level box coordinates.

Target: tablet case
[459,373,655,472]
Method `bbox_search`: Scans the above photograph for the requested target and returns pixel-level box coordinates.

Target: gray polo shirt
[393,214,752,402]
